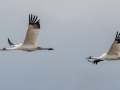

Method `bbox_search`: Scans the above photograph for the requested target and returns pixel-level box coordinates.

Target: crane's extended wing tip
[29,14,40,29]
[115,31,120,43]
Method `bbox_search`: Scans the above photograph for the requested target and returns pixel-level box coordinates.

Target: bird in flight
[1,14,54,52]
[86,31,120,64]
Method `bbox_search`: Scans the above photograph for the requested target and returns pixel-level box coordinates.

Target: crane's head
[86,56,93,59]
[1,48,6,50]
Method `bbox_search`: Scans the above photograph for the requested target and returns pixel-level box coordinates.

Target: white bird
[86,31,120,64]
[1,14,54,52]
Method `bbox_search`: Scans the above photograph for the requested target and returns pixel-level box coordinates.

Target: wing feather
[23,14,40,45]
[107,31,120,55]
[8,38,15,46]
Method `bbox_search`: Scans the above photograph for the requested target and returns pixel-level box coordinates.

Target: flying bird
[86,31,120,64]
[1,14,54,52]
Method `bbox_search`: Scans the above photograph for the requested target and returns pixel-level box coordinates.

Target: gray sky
[0,0,120,90]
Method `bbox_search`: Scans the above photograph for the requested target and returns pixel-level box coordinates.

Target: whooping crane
[86,31,120,64]
[1,14,54,52]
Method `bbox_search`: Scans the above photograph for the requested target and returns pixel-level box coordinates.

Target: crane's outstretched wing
[107,31,120,55]
[23,14,40,46]
[8,38,15,46]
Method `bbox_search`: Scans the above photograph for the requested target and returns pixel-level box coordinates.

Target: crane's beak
[86,57,89,59]
[86,58,89,59]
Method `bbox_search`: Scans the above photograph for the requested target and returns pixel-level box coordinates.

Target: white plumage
[86,31,120,64]
[2,14,54,52]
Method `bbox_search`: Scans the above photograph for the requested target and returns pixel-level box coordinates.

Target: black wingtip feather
[32,15,36,22]
[29,14,40,29]
[115,31,120,43]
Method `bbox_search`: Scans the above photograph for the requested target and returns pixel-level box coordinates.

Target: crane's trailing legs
[88,60,103,64]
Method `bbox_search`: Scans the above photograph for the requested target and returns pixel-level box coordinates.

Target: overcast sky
[0,0,120,90]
